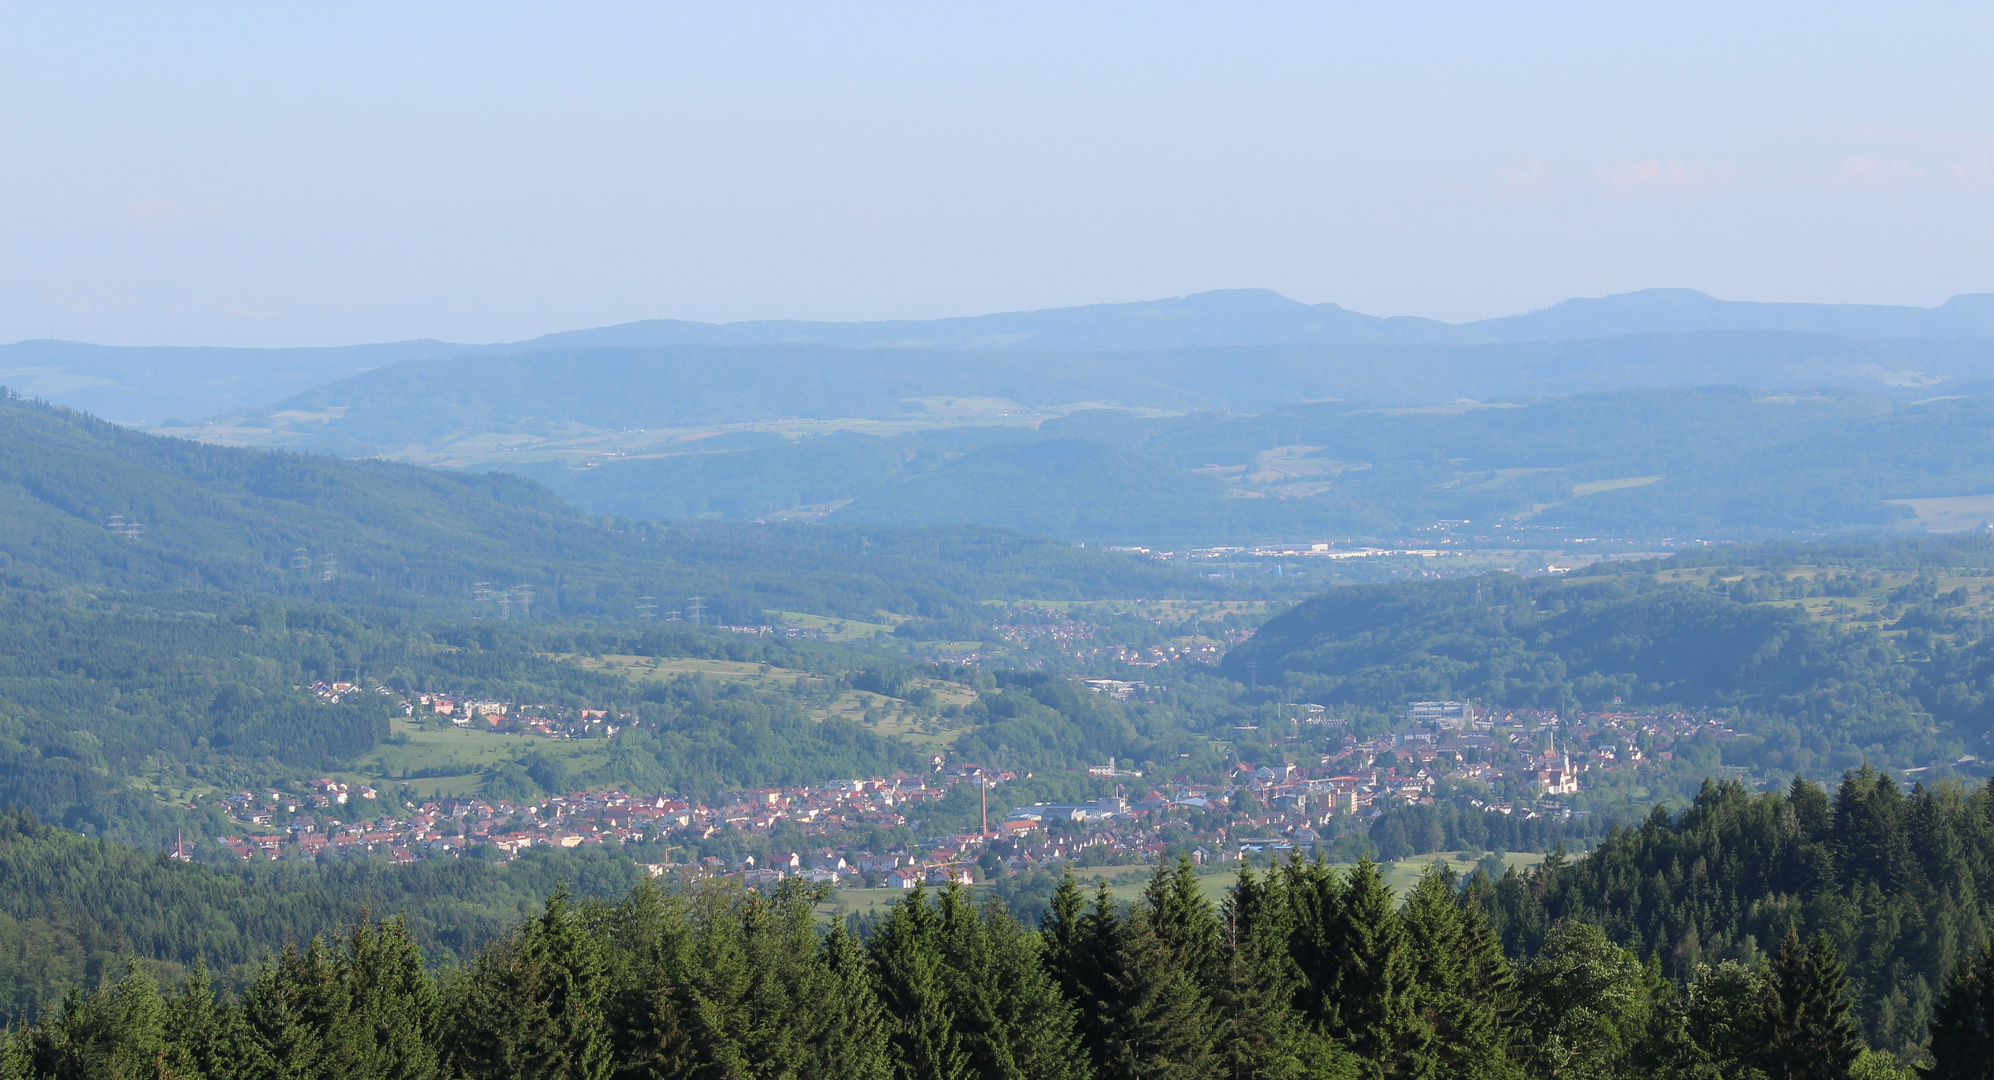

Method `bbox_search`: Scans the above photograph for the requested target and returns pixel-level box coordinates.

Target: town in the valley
[210,689,1738,883]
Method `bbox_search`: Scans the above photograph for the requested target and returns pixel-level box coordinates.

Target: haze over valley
[5,4,1994,1075]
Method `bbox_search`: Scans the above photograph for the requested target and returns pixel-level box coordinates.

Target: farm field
[567,651,979,747]
[1886,493,1994,532]
[350,717,613,797]
[765,610,899,640]
[1570,475,1664,496]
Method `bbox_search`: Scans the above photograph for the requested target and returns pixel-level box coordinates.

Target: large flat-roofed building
[1405,700,1482,729]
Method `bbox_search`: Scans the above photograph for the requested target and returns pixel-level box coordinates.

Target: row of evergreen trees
[8,854,1991,1080]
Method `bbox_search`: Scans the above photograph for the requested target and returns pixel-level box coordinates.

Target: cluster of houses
[207,759,1297,877]
[718,625,830,639]
[213,765,1015,866]
[310,682,631,740]
[1289,701,1735,807]
[413,694,625,739]
[245,687,1732,873]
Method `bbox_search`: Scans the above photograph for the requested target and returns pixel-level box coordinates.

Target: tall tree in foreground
[446,886,613,1080]
[1039,868,1220,1080]
[1511,920,1650,1080]
[1325,858,1416,1077]
[1758,931,1863,1080]
[1928,936,1994,1079]
[1397,864,1519,1080]
[872,882,1087,1080]
[1213,867,1357,1080]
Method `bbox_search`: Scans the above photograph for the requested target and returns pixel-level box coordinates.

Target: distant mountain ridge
[496,287,1994,353]
[219,332,1994,458]
[6,287,1993,424]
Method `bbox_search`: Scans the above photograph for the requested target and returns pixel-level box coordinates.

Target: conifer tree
[1758,932,1862,1080]
[819,923,895,1080]
[600,880,695,1080]
[936,887,1087,1080]
[338,916,444,1080]
[1143,857,1221,989]
[1212,867,1355,1080]
[447,886,614,1080]
[1833,769,1920,895]
[738,879,876,1079]
[1398,865,1518,1080]
[1322,858,1414,1076]
[1112,871,1220,1080]
[1927,935,1994,1080]
[869,884,969,1080]
[165,958,265,1080]
[1039,871,1091,1010]
[23,959,177,1080]
[1274,857,1344,1032]
[241,942,338,1080]
[1042,875,1218,1080]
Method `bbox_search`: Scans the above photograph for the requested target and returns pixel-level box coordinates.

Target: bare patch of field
[1886,494,1994,533]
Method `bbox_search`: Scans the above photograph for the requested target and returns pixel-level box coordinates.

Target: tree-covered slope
[1481,771,1994,1058]
[0,390,1213,618]
[0,809,646,1023]
[418,384,1994,543]
[1223,568,1961,776]
[833,438,1242,543]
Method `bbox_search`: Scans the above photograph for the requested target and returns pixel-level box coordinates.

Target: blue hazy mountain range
[211,333,1994,460]
[501,287,1994,352]
[6,288,1994,424]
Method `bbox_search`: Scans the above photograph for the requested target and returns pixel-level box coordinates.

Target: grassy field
[1571,475,1664,496]
[765,610,900,640]
[567,651,981,749]
[348,717,614,797]
[1886,493,1994,532]
[564,653,828,686]
[989,599,1286,619]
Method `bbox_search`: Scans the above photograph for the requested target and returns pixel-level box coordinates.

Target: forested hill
[1225,571,1877,710]
[1222,558,1994,778]
[0,809,646,1022]
[0,389,1212,620]
[1481,771,1994,1059]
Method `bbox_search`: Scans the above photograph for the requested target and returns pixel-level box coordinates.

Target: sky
[2,2,1992,348]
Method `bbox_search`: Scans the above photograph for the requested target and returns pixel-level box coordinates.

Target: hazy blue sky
[3,2,1991,347]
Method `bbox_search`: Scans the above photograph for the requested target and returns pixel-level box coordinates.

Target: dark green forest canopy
[0,809,648,1024]
[1479,771,1994,1061]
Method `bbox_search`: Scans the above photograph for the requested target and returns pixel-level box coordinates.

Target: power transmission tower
[513,584,533,619]
[293,548,313,576]
[686,596,705,626]
[637,596,658,620]
[318,553,337,581]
